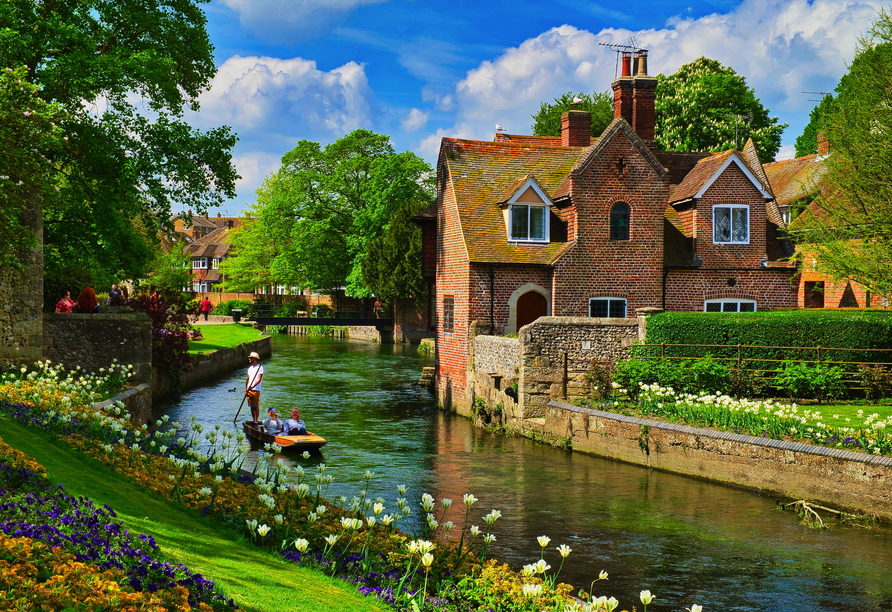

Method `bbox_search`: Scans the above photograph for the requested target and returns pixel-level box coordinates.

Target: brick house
[421,53,799,411]
[162,212,241,293]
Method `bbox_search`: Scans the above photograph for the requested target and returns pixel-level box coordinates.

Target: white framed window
[510,204,548,242]
[704,299,756,312]
[713,205,749,244]
[212,258,220,269]
[193,258,208,269]
[192,281,208,293]
[589,297,627,318]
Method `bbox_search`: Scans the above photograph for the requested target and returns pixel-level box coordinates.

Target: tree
[655,57,786,161]
[361,199,429,309]
[790,10,892,296]
[531,91,614,137]
[252,130,435,296]
[0,0,238,292]
[794,94,835,157]
[219,215,282,293]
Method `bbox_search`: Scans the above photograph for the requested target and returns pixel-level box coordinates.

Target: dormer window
[502,176,552,244]
[193,258,208,269]
[511,204,548,241]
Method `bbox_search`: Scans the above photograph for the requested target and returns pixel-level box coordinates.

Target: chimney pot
[621,53,632,77]
[635,51,649,76]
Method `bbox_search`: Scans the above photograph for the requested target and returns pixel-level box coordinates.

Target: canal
[157,334,892,612]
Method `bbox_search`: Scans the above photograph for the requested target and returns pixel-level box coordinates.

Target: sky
[187,0,884,215]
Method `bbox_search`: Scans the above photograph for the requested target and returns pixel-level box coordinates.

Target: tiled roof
[493,133,568,148]
[669,150,734,203]
[654,150,713,186]
[442,137,585,265]
[763,154,827,209]
[186,227,232,259]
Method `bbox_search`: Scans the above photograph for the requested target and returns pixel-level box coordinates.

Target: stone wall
[94,383,152,426]
[473,335,520,378]
[43,312,153,386]
[519,316,641,416]
[153,336,271,401]
[540,400,892,521]
[0,199,43,368]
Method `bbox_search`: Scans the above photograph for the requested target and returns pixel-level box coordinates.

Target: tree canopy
[790,9,892,296]
[531,91,614,138]
[654,57,786,161]
[794,93,835,157]
[0,0,238,292]
[233,130,434,298]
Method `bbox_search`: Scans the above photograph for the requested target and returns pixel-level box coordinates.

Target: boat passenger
[263,407,284,435]
[285,408,307,436]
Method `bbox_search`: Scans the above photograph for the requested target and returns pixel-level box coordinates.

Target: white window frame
[704,299,757,313]
[713,204,750,244]
[192,281,208,293]
[510,204,549,243]
[193,257,208,269]
[211,258,220,269]
[588,297,627,318]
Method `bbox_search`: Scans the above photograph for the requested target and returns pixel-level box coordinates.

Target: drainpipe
[662,268,669,310]
[489,264,495,332]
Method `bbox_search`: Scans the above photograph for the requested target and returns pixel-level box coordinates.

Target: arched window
[610,202,630,241]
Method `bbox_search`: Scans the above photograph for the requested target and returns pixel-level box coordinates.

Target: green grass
[800,403,892,428]
[190,323,269,355]
[0,414,387,612]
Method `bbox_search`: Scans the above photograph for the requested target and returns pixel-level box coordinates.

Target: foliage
[858,364,892,403]
[655,57,786,161]
[530,91,614,137]
[794,93,835,157]
[639,310,892,365]
[126,289,195,380]
[146,242,193,294]
[0,0,238,290]
[613,357,730,398]
[586,361,615,399]
[250,130,435,296]
[212,299,253,316]
[0,65,61,268]
[789,10,892,296]
[361,198,430,309]
[219,215,279,292]
[774,361,846,404]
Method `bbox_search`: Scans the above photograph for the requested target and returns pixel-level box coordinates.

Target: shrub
[586,361,615,399]
[774,361,846,403]
[212,299,251,316]
[614,357,731,397]
[858,364,892,403]
[729,364,768,398]
[686,356,731,395]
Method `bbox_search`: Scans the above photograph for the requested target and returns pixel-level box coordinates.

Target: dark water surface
[157,334,892,612]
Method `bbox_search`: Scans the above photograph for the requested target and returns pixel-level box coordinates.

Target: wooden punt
[243,421,327,452]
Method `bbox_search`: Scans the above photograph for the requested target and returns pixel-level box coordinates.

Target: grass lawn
[0,415,387,612]
[190,323,269,355]
[798,402,892,428]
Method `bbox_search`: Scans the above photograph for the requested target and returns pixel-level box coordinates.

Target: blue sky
[188,0,883,214]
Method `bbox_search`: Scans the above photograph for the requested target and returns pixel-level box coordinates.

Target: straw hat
[248,352,260,360]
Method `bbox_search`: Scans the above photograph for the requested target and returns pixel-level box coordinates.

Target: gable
[671,151,770,204]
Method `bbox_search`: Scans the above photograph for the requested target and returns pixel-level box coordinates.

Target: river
[156,334,892,612]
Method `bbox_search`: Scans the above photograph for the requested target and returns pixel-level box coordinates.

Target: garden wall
[94,383,152,426]
[152,336,271,401]
[0,199,43,369]
[537,400,892,520]
[43,312,153,387]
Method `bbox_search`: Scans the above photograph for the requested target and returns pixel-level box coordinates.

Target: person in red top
[200,296,212,321]
[55,291,75,313]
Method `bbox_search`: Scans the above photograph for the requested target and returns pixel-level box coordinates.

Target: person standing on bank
[200,296,212,321]
[244,352,264,423]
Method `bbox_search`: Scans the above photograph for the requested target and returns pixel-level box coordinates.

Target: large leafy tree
[531,91,614,138]
[0,0,238,292]
[790,10,892,296]
[655,57,786,161]
[794,94,835,157]
[253,130,434,297]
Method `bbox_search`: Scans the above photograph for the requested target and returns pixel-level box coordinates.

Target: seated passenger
[263,407,284,435]
[284,408,308,436]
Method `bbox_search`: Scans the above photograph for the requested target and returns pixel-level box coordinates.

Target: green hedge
[212,299,253,316]
[639,310,892,365]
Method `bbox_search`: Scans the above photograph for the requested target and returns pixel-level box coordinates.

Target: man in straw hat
[245,352,264,423]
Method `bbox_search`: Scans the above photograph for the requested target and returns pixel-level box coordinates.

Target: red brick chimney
[561,108,591,147]
[816,132,830,156]
[612,50,657,142]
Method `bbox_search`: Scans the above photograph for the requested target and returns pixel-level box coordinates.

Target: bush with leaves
[774,361,846,403]
[126,289,194,385]
[858,364,892,403]
[212,299,252,316]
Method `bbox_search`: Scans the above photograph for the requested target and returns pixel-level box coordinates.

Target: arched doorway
[516,291,547,330]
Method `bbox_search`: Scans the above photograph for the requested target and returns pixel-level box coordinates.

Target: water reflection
[156,334,892,612]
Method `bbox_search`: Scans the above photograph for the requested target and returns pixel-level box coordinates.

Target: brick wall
[665,268,798,311]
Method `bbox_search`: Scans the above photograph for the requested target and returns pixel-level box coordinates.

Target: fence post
[661,343,665,359]
[817,346,822,362]
[737,344,742,369]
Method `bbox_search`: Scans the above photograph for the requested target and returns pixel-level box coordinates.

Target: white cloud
[423,0,881,159]
[401,108,429,131]
[219,0,390,42]
[194,55,374,143]
[231,151,282,198]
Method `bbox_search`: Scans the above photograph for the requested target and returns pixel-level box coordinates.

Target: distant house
[163,212,242,293]
[420,52,799,411]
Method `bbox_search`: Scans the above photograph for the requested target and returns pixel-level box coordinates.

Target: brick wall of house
[692,163,769,268]
[665,268,798,311]
[468,265,553,335]
[435,168,473,412]
[552,129,667,316]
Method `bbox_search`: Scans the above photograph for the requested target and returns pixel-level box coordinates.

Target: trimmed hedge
[639,310,892,365]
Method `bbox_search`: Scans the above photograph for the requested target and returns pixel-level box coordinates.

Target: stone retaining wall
[94,383,152,426]
[537,399,892,520]
[152,336,272,401]
[43,312,153,386]
[0,199,43,368]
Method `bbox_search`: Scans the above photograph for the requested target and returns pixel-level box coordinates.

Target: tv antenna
[599,39,646,78]
[802,91,831,102]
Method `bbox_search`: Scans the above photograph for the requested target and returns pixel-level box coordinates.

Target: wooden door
[516,291,547,330]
